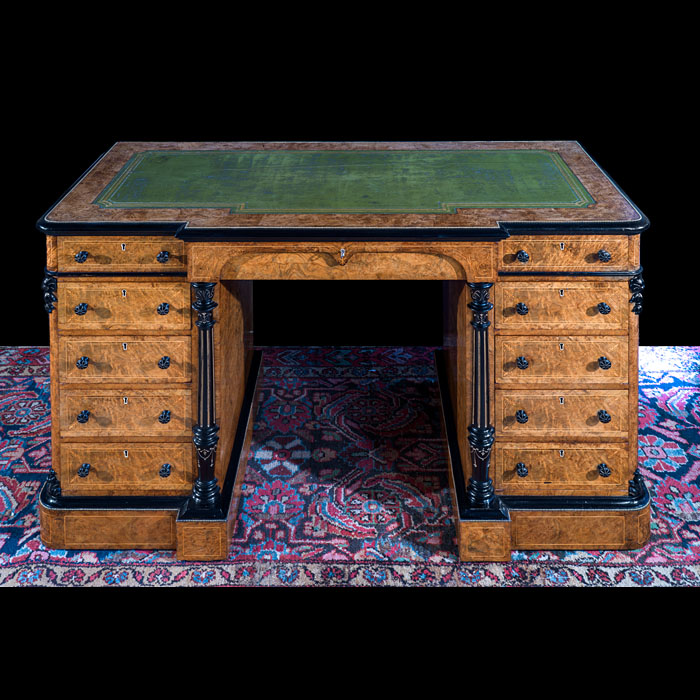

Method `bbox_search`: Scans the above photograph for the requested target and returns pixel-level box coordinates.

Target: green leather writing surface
[94,149,595,213]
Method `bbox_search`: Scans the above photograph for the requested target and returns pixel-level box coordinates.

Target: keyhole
[559,343,564,351]
[559,289,565,297]
[122,289,127,297]
[122,343,128,351]
[559,397,565,404]
[559,450,565,457]
[560,243,565,250]
[123,397,128,405]
[121,243,126,252]
[123,450,129,458]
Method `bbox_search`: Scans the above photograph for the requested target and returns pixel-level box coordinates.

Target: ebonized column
[465,282,499,510]
[187,281,223,515]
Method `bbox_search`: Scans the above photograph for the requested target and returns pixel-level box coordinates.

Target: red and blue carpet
[0,345,698,586]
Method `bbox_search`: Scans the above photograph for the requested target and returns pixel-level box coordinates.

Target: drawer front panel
[58,336,192,383]
[495,390,629,439]
[495,336,628,384]
[57,237,186,272]
[60,389,192,437]
[61,443,193,495]
[496,443,628,491]
[57,282,191,331]
[500,237,629,271]
[495,282,628,331]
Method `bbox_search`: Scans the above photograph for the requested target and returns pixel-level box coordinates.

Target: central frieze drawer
[494,281,628,331]
[58,336,192,383]
[495,389,629,439]
[61,443,193,495]
[57,281,191,331]
[495,336,628,384]
[60,388,192,437]
[57,237,186,273]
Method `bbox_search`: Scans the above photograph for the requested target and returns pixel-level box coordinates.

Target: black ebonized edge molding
[499,265,643,278]
[433,350,650,519]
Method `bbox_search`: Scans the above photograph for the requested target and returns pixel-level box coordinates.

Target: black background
[7,64,692,350]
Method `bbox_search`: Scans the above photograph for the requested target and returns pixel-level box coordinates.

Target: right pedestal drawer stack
[493,235,640,498]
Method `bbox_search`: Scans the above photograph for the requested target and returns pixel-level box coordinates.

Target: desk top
[39,141,647,239]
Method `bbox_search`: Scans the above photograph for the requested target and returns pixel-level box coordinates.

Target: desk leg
[187,281,223,514]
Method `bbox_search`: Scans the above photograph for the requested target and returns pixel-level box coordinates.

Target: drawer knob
[597,462,612,478]
[158,356,171,369]
[77,463,91,477]
[156,250,170,263]
[597,249,612,263]
[157,302,170,315]
[515,409,529,424]
[158,409,171,424]
[515,462,529,477]
[159,463,172,478]
[76,410,90,424]
[597,409,612,424]
[76,356,89,370]
[597,302,611,315]
[516,356,529,370]
[74,250,89,263]
[515,302,529,316]
[74,303,88,316]
[598,356,612,370]
[516,250,530,263]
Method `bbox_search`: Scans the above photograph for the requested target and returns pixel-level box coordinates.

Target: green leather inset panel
[94,149,595,213]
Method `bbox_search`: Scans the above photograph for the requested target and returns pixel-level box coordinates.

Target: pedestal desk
[37,141,650,561]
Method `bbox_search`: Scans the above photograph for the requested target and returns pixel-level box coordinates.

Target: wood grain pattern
[494,281,629,332]
[495,335,628,385]
[499,236,630,271]
[59,388,192,438]
[39,503,178,550]
[60,443,194,496]
[495,389,629,440]
[456,519,512,562]
[57,281,191,331]
[175,520,229,560]
[58,335,192,383]
[57,236,185,272]
[495,442,629,494]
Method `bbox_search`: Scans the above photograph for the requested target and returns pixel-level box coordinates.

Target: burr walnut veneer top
[40,141,645,233]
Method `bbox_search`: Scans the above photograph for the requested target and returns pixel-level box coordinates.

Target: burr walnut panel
[495,389,629,439]
[57,236,185,272]
[495,443,629,494]
[499,236,629,271]
[58,336,192,383]
[61,443,194,496]
[495,336,628,385]
[57,281,191,331]
[494,281,629,332]
[59,388,192,438]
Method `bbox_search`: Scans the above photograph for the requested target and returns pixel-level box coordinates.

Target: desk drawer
[57,281,191,331]
[495,336,628,385]
[61,443,194,496]
[59,388,192,437]
[494,281,628,331]
[495,443,628,494]
[495,389,629,439]
[500,237,629,271]
[58,336,192,383]
[57,237,185,272]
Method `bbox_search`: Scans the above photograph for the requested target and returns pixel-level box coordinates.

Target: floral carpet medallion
[0,345,698,587]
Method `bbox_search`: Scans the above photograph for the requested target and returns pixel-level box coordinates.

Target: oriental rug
[1,345,698,587]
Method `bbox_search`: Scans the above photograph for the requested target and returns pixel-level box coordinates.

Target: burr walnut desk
[37,141,650,561]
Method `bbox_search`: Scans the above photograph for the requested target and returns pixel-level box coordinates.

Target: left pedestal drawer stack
[45,236,195,499]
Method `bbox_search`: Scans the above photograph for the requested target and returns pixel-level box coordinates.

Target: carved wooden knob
[158,356,171,369]
[74,303,88,316]
[515,462,528,477]
[597,249,612,263]
[158,410,171,424]
[515,302,529,316]
[515,409,529,424]
[516,356,529,370]
[597,462,612,477]
[597,409,612,424]
[156,250,170,263]
[78,463,91,477]
[74,251,89,263]
[159,463,172,478]
[516,250,530,263]
[157,303,170,315]
[597,302,611,315]
[76,410,90,424]
[76,356,89,370]
[598,356,612,370]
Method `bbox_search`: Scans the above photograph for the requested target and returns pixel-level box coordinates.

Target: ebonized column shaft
[466,282,497,508]
[191,282,221,509]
